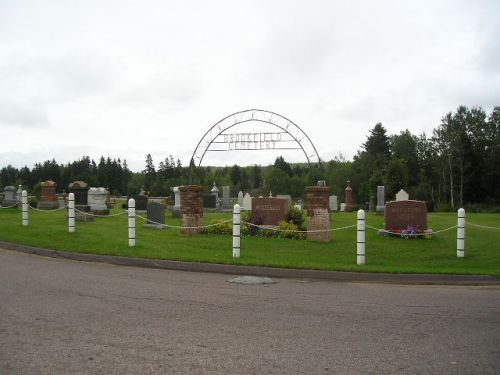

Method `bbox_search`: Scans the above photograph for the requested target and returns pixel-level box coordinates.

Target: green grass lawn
[0,207,499,276]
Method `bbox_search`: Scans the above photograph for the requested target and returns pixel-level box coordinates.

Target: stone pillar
[376,185,385,215]
[172,186,181,218]
[307,208,331,242]
[222,186,230,209]
[16,185,23,208]
[345,181,353,213]
[179,185,204,235]
[305,186,330,217]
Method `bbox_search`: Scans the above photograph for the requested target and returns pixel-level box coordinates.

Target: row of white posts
[17,194,467,261]
[232,205,467,263]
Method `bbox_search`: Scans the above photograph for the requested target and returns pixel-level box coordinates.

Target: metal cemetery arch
[191,109,321,167]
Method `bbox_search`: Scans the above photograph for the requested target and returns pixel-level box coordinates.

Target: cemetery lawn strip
[0,209,499,277]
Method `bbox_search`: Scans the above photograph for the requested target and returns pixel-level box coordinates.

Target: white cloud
[0,0,498,171]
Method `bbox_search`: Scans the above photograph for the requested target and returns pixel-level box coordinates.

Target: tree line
[1,106,499,210]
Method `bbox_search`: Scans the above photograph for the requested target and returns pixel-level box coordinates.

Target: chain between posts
[73,208,128,218]
[242,221,357,233]
[28,204,67,212]
[467,222,500,230]
[0,201,20,209]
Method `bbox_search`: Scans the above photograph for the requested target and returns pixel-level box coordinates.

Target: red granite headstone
[252,197,289,226]
[385,200,427,230]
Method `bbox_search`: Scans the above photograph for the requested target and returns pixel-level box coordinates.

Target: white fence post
[68,193,75,233]
[128,198,136,247]
[22,190,28,226]
[457,208,465,258]
[357,209,365,265]
[233,204,241,258]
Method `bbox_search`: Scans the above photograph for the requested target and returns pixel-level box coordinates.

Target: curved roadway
[1,249,499,374]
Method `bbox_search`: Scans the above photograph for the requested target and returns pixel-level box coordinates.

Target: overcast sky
[1,0,499,171]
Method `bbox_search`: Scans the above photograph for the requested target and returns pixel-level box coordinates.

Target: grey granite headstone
[222,186,230,209]
[238,191,243,207]
[376,186,385,214]
[2,186,17,207]
[146,202,165,226]
[329,195,338,211]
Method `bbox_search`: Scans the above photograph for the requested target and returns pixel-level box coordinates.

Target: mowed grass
[0,206,499,276]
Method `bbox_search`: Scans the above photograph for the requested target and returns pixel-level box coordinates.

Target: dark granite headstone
[147,202,165,225]
[251,197,289,226]
[385,200,427,230]
[68,181,89,206]
[134,195,148,211]
[203,193,217,209]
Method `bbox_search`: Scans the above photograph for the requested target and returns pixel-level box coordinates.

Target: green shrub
[202,219,248,236]
[276,220,305,240]
[286,205,306,230]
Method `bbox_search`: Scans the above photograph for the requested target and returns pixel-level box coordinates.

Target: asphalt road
[1,249,499,374]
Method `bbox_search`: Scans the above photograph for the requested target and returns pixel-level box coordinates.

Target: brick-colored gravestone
[385,200,428,230]
[344,181,353,212]
[38,180,58,209]
[305,186,330,217]
[179,185,204,235]
[251,198,289,226]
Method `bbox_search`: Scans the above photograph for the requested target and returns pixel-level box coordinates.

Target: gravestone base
[67,206,94,222]
[172,208,181,218]
[38,201,59,210]
[91,209,110,216]
[203,207,219,213]
[307,209,330,242]
[143,223,166,230]
[376,206,385,215]
[2,200,18,208]
[378,229,433,238]
[181,214,203,235]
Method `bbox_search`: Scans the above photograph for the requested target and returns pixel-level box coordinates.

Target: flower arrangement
[386,225,430,239]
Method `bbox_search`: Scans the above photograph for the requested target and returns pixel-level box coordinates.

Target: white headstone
[395,189,409,201]
[88,187,109,210]
[329,195,338,211]
[340,203,346,212]
[294,204,302,212]
[238,191,243,206]
[172,187,180,210]
[242,193,252,211]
